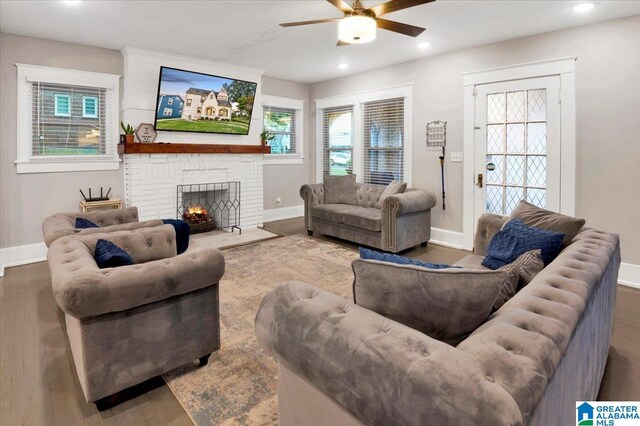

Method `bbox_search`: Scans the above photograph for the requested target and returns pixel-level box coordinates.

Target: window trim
[54,93,71,117]
[82,95,99,118]
[314,84,413,185]
[15,63,121,174]
[261,95,305,165]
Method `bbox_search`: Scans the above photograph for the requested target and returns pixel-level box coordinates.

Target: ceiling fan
[280,0,435,46]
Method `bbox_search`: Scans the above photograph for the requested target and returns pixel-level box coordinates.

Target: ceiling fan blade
[369,0,435,17]
[280,18,342,27]
[375,18,426,37]
[337,40,349,46]
[326,0,354,13]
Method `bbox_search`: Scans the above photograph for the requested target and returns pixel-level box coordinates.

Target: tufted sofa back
[77,207,140,226]
[73,224,177,264]
[355,183,387,208]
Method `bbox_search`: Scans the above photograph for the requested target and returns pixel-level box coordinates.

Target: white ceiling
[1,1,639,83]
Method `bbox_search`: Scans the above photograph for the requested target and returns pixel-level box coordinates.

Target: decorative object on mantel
[118,142,271,155]
[260,130,274,147]
[426,120,447,210]
[120,122,136,144]
[80,187,112,202]
[135,123,157,143]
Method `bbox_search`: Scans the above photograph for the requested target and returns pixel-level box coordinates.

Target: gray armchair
[42,206,164,247]
[47,225,224,405]
[300,182,437,252]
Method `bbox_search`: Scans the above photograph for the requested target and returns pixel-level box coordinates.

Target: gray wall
[309,16,640,264]
[0,33,124,249]
[261,76,310,211]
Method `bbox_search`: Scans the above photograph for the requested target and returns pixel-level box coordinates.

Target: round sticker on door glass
[487,162,496,171]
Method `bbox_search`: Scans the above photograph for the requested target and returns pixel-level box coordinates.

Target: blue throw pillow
[481,219,564,269]
[162,219,190,255]
[359,247,459,270]
[75,217,99,229]
[94,239,134,269]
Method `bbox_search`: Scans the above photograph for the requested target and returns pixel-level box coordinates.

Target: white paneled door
[473,76,561,226]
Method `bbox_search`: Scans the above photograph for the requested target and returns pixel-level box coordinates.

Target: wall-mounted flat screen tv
[154,66,258,136]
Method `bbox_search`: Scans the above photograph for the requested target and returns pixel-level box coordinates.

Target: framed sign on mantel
[135,123,157,143]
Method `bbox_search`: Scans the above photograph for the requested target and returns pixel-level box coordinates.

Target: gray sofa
[300,182,437,253]
[47,225,225,405]
[255,214,621,425]
[42,206,164,247]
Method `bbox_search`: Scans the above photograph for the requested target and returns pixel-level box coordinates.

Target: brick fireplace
[123,153,264,229]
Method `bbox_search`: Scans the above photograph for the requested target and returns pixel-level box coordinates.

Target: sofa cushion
[324,174,357,205]
[377,180,407,208]
[510,200,585,247]
[482,219,564,268]
[360,247,458,269]
[310,204,354,223]
[343,207,382,232]
[94,239,134,269]
[352,259,519,344]
[76,217,99,229]
[498,249,544,291]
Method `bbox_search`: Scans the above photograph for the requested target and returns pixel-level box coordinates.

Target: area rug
[163,234,358,425]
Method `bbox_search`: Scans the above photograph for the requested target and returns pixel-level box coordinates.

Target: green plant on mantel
[120,122,135,135]
[260,130,274,145]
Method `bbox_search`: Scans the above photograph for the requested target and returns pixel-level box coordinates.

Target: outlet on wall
[276,197,282,205]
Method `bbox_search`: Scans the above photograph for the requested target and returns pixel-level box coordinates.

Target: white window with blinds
[16,64,120,174]
[363,97,404,185]
[315,85,412,185]
[322,105,354,178]
[261,95,305,165]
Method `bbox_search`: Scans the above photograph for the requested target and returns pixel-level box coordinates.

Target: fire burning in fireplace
[182,205,215,232]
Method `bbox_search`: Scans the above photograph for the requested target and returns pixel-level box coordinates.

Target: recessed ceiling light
[338,63,349,70]
[573,3,594,13]
[417,42,431,49]
[61,0,82,5]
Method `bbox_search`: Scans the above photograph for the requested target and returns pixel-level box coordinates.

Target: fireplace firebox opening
[177,182,241,234]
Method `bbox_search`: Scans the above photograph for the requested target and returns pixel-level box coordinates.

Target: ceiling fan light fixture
[338,16,376,44]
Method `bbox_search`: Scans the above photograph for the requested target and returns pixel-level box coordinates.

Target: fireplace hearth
[177,182,241,234]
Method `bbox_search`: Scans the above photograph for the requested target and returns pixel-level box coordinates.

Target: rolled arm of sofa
[50,238,225,319]
[255,281,523,426]
[300,183,325,230]
[381,189,437,216]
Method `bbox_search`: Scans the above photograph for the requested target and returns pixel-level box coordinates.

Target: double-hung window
[263,106,296,154]
[362,97,404,185]
[16,64,121,173]
[322,105,353,177]
[316,85,411,185]
[262,95,305,164]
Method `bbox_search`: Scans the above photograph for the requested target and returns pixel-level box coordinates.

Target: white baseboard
[263,205,304,223]
[429,227,465,250]
[619,262,640,289]
[0,242,48,278]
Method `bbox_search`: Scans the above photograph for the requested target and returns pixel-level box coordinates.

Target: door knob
[476,173,483,188]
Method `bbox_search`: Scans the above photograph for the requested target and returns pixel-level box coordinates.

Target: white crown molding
[120,46,265,76]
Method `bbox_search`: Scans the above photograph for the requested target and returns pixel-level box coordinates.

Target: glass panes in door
[485,89,547,215]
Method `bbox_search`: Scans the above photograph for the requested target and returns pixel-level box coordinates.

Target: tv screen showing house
[154,66,258,136]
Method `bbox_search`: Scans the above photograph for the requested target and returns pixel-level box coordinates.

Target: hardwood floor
[0,217,637,425]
